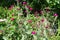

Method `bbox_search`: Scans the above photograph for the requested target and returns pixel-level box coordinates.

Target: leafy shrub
[0,7,7,18]
[0,0,59,40]
[0,5,58,40]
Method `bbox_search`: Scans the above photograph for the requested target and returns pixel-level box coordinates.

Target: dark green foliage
[0,7,7,18]
[0,0,17,7]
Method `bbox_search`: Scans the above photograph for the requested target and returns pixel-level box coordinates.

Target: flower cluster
[0,1,58,40]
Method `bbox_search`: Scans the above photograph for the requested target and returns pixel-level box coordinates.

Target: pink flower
[12,14,14,16]
[45,7,50,12]
[22,1,27,5]
[26,5,33,11]
[53,13,58,17]
[39,10,43,14]
[45,26,48,28]
[29,7,33,11]
[26,5,30,8]
[23,10,27,13]
[34,11,38,16]
[11,18,15,21]
[28,20,32,23]
[41,18,44,22]
[31,31,36,35]
[17,8,20,10]
[9,5,14,10]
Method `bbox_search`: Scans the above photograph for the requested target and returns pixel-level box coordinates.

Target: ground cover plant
[0,0,60,40]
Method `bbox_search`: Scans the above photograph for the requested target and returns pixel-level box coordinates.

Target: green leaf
[46,0,50,3]
[3,36,8,40]
[21,34,25,40]
[33,35,37,40]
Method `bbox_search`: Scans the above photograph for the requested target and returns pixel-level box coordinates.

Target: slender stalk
[52,16,58,27]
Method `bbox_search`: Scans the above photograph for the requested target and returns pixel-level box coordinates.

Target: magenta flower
[24,10,27,13]
[41,18,44,22]
[53,13,58,17]
[45,26,48,28]
[29,7,33,11]
[31,31,36,35]
[34,11,39,17]
[9,5,14,10]
[45,7,50,12]
[39,10,43,14]
[26,5,30,8]
[22,1,27,5]
[11,18,15,21]
[26,5,33,11]
[27,20,32,23]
